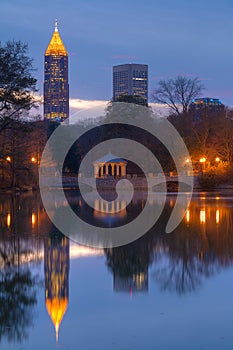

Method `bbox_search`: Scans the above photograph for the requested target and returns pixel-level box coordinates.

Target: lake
[0,190,233,350]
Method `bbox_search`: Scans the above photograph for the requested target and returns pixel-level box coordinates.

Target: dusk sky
[1,0,233,106]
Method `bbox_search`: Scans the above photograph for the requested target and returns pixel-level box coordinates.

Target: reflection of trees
[152,201,233,294]
[104,200,233,295]
[0,193,46,344]
[153,251,216,295]
[0,266,39,343]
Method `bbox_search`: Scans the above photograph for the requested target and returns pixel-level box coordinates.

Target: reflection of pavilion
[93,152,127,178]
[44,233,69,343]
[94,198,127,215]
[93,198,127,226]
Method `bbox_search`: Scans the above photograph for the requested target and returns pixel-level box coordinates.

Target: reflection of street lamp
[199,157,206,172]
[184,158,192,175]
[7,213,11,228]
[31,212,36,227]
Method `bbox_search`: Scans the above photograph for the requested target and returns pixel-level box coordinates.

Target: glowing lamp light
[6,156,11,162]
[199,157,206,163]
[215,157,220,162]
[31,157,36,163]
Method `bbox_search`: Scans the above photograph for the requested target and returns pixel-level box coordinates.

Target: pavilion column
[122,164,126,176]
[94,164,99,178]
[116,165,120,177]
[111,163,115,176]
[105,163,109,175]
[100,165,104,177]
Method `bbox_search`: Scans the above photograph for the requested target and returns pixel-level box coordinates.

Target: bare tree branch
[151,75,205,116]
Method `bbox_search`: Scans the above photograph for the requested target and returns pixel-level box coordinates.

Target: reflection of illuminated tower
[44,20,69,120]
[44,233,69,342]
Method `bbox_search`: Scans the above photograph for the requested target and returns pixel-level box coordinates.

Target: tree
[151,75,205,116]
[0,40,38,130]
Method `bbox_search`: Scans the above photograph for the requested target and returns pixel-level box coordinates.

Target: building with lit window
[189,97,225,120]
[44,21,69,121]
[113,64,148,105]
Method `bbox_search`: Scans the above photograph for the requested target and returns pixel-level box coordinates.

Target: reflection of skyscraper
[44,233,69,342]
[113,63,148,104]
[105,247,149,293]
[114,271,148,293]
[44,20,69,121]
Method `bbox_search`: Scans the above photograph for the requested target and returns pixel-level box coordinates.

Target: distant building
[44,21,69,121]
[189,97,225,119]
[113,63,148,105]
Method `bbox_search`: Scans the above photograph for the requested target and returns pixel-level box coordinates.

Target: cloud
[69,99,108,124]
[69,98,170,123]
[34,96,170,122]
[70,98,108,111]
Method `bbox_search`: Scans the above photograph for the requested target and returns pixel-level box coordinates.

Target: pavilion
[93,152,127,178]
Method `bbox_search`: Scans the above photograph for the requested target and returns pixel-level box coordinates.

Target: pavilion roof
[94,152,127,163]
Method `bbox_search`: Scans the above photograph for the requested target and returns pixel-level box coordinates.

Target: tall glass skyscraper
[44,21,69,121]
[113,64,148,104]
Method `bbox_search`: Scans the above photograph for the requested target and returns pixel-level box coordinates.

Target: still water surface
[0,190,233,350]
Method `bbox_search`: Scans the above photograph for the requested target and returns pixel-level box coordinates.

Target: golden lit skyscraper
[44,20,69,120]
[44,233,70,342]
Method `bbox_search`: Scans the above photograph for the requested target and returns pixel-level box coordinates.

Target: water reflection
[105,242,150,293]
[44,232,69,342]
[0,191,233,345]
[0,265,40,343]
[0,194,43,344]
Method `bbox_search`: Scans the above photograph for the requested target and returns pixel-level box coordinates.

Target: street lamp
[215,157,220,163]
[199,157,206,172]
[31,156,39,188]
[6,156,11,162]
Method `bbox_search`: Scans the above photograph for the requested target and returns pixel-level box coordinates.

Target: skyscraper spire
[45,21,67,56]
[55,19,58,32]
